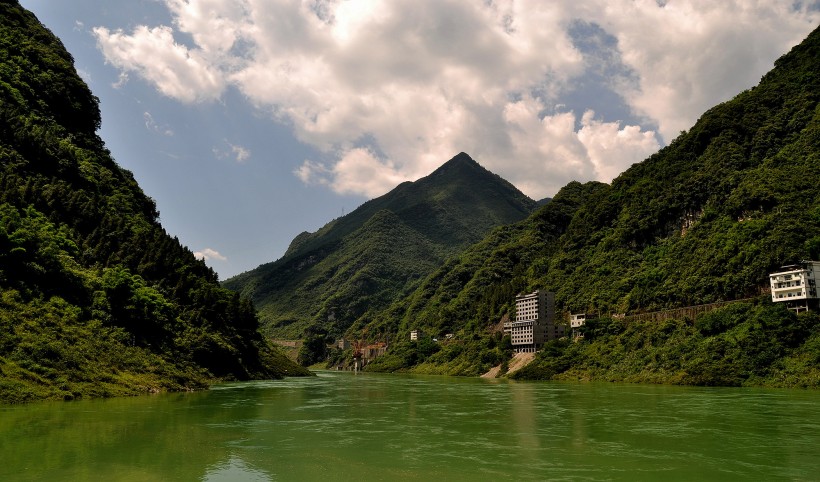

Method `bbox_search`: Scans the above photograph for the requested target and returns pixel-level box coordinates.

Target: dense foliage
[362,25,820,386]
[512,301,820,388]
[355,181,601,375]
[224,152,536,338]
[0,2,307,403]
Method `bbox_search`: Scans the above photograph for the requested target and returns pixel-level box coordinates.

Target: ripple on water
[17,373,809,481]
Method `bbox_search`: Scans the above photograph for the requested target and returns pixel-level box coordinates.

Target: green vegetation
[0,2,308,404]
[512,301,820,388]
[297,330,330,367]
[354,181,602,374]
[361,25,820,386]
[224,152,536,338]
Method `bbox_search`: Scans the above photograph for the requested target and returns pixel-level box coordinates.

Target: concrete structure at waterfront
[770,261,820,313]
[503,290,559,353]
[363,342,388,360]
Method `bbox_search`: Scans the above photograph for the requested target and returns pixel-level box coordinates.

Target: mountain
[224,152,535,338]
[364,25,820,386]
[0,2,308,403]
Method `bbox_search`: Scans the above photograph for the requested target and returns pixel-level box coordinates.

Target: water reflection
[1,373,819,481]
[509,382,540,453]
[203,455,271,482]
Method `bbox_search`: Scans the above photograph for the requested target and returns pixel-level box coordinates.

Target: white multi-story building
[503,290,558,353]
[770,261,820,313]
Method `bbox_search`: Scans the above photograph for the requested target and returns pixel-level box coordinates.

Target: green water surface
[2,371,818,481]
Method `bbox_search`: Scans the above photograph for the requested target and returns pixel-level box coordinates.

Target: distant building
[410,329,424,341]
[770,261,820,313]
[363,342,388,360]
[336,338,350,350]
[569,313,595,340]
[503,290,558,353]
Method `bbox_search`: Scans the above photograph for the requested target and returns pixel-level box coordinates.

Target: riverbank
[511,301,820,388]
[0,343,312,405]
[481,352,535,378]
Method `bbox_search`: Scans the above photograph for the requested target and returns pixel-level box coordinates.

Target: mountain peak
[224,151,536,337]
[430,152,481,176]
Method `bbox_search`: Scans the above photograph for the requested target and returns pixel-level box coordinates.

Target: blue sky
[18,0,820,279]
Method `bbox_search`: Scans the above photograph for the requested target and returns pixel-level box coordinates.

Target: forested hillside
[0,2,307,403]
[363,181,604,374]
[224,153,535,339]
[364,24,820,386]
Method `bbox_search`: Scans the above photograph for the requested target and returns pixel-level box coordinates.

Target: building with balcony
[569,313,595,340]
[503,290,559,353]
[770,261,820,313]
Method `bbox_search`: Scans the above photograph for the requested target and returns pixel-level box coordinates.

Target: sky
[18,0,820,279]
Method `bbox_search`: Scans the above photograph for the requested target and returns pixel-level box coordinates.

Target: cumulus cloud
[94,0,820,198]
[194,248,227,261]
[577,0,820,142]
[578,111,660,182]
[94,24,225,102]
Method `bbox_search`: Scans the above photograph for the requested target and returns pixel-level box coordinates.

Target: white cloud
[231,144,251,163]
[112,71,129,89]
[294,159,330,186]
[143,112,174,136]
[213,140,251,163]
[577,111,660,182]
[579,0,820,142]
[94,0,820,198]
[500,99,659,195]
[76,68,92,84]
[94,25,225,102]
[194,248,227,261]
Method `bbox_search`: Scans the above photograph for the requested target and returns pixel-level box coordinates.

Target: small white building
[569,313,594,339]
[570,313,587,329]
[410,329,423,341]
[770,261,820,313]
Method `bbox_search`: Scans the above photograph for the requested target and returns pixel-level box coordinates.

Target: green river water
[1,371,818,481]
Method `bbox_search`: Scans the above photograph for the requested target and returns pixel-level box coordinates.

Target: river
[1,371,818,480]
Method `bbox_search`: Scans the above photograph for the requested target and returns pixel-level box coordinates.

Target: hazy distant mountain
[224,153,536,337]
